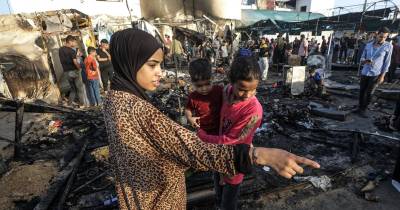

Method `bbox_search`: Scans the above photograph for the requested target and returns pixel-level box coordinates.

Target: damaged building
[0,9,96,104]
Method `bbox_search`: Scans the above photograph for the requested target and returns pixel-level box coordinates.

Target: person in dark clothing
[59,35,86,106]
[387,38,400,82]
[273,34,286,65]
[339,37,348,63]
[293,37,300,55]
[320,36,328,55]
[97,39,113,92]
[347,36,356,64]
[332,38,340,63]
[282,45,293,65]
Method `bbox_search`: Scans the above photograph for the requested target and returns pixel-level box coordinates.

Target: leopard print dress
[103,90,243,210]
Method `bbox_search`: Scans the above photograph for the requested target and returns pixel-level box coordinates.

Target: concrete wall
[6,0,141,17]
[296,0,334,16]
[295,0,312,12]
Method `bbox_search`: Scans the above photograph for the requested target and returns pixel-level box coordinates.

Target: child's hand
[188,116,201,128]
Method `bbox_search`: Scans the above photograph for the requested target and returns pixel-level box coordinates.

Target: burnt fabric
[103,91,252,210]
[109,28,162,101]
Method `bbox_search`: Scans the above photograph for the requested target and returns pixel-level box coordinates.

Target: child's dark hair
[189,58,212,82]
[87,46,96,54]
[309,65,317,72]
[66,35,76,43]
[229,56,261,83]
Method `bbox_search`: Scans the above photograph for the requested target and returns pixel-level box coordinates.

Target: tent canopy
[240,9,325,26]
[240,7,398,34]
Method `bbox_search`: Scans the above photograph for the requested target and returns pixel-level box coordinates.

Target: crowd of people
[58,35,114,107]
[163,34,233,69]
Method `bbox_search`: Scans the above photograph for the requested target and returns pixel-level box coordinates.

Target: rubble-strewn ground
[0,67,399,210]
[0,160,57,210]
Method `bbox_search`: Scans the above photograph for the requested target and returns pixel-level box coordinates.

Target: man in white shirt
[212,37,221,65]
[298,34,309,65]
[220,41,229,66]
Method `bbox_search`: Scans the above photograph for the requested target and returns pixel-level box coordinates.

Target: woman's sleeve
[134,101,252,176]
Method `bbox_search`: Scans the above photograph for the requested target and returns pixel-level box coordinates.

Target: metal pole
[363,0,368,12]
[6,0,12,14]
[125,0,133,23]
[326,31,334,72]
[172,27,178,85]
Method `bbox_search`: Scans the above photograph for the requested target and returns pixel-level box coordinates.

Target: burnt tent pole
[351,132,364,163]
[173,27,179,86]
[14,100,24,158]
[172,27,184,124]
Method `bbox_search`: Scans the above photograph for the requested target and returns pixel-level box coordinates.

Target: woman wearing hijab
[103,29,320,210]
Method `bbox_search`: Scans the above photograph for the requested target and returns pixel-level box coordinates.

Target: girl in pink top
[198,56,263,210]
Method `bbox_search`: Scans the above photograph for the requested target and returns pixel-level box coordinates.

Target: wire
[319,0,398,16]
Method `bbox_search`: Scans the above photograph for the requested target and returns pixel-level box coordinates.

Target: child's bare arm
[185,108,193,118]
[185,108,200,128]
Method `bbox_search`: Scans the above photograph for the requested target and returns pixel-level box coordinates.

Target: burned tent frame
[240,7,397,34]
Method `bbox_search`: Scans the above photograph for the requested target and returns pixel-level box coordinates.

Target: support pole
[14,101,24,158]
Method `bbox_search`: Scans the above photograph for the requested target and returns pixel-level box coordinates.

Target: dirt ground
[0,160,57,210]
[242,181,400,210]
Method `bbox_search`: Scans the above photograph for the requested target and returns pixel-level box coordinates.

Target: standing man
[387,38,400,82]
[220,40,229,66]
[172,36,185,70]
[293,37,300,55]
[273,33,286,65]
[58,35,86,106]
[97,39,113,92]
[212,36,221,65]
[320,36,328,55]
[259,37,269,81]
[298,34,309,65]
[354,27,393,117]
[347,35,357,64]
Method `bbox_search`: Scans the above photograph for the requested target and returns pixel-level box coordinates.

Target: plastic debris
[294,175,332,191]
[364,192,380,202]
[262,166,270,172]
[361,180,375,192]
[48,120,63,134]
[256,123,269,134]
